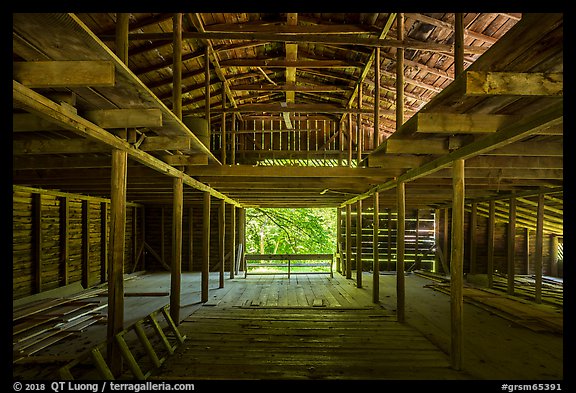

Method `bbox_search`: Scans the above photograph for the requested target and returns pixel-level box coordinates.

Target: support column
[108,149,127,374]
[387,208,392,271]
[170,177,183,324]
[356,200,363,288]
[357,85,363,165]
[396,181,405,323]
[100,202,108,284]
[469,202,477,275]
[188,207,194,272]
[346,204,352,279]
[534,193,544,303]
[202,191,210,303]
[487,200,495,289]
[507,195,516,295]
[434,208,440,274]
[373,47,380,149]
[107,13,129,376]
[33,193,42,294]
[219,199,226,288]
[238,208,246,274]
[372,192,380,303]
[60,197,70,286]
[221,90,227,165]
[229,205,236,279]
[82,200,91,289]
[450,158,465,371]
[336,207,342,274]
[172,13,182,119]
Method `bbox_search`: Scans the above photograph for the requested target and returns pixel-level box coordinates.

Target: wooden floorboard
[151,274,471,380]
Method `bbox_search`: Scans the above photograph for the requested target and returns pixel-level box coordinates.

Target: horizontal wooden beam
[229,84,352,92]
[219,59,362,68]
[13,61,115,88]
[99,31,487,55]
[83,109,163,129]
[412,113,518,134]
[465,71,563,97]
[186,103,375,115]
[186,165,395,178]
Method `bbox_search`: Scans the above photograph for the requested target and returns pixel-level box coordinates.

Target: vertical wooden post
[132,206,137,271]
[205,46,211,128]
[160,207,165,264]
[373,47,380,149]
[172,13,182,120]
[415,209,420,270]
[60,196,69,286]
[443,208,450,271]
[336,207,342,274]
[82,200,91,288]
[356,200,363,288]
[141,206,146,270]
[507,195,516,295]
[372,192,380,303]
[229,205,236,279]
[469,202,477,275]
[33,193,42,294]
[396,181,405,323]
[487,200,495,289]
[454,13,465,77]
[450,159,465,371]
[346,204,352,279]
[202,192,211,302]
[357,85,363,165]
[238,208,246,274]
[396,13,405,129]
[108,15,129,373]
[387,208,392,271]
[188,207,194,272]
[219,199,226,288]
[525,228,531,274]
[434,208,440,273]
[221,89,227,165]
[231,113,236,165]
[100,202,108,284]
[347,113,353,167]
[449,14,465,372]
[534,194,544,303]
[170,177,183,324]
[338,121,343,166]
[108,148,128,375]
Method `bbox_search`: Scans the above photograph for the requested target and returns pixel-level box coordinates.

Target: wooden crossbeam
[465,71,563,97]
[83,109,163,129]
[13,61,115,88]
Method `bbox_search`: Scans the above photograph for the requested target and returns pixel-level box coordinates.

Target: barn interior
[12,12,564,382]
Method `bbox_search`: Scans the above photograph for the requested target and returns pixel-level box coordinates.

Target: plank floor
[150,274,472,380]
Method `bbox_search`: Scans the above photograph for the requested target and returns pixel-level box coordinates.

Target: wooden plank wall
[12,187,142,300]
[437,205,556,277]
[144,203,239,273]
[340,208,436,272]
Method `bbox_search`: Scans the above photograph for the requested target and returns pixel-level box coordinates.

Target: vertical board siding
[12,188,141,300]
[144,202,240,272]
[341,209,436,272]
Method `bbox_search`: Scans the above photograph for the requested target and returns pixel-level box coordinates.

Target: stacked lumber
[13,297,107,363]
[491,273,563,307]
[422,281,562,335]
